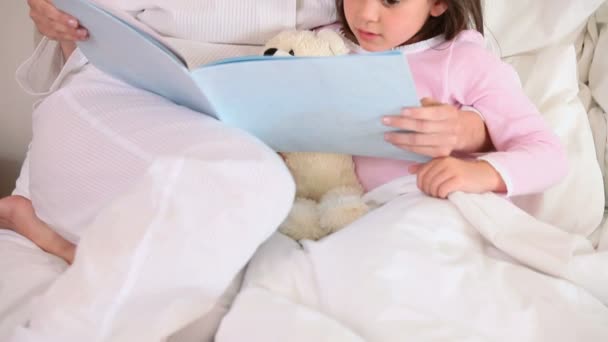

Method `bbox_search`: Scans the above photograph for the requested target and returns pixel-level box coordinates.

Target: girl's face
[343,0,448,51]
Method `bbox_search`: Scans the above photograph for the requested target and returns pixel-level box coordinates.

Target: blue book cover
[54,0,428,162]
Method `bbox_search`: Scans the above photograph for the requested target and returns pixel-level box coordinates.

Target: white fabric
[0,234,245,342]
[600,213,608,250]
[483,0,606,57]
[1,60,295,341]
[586,3,608,203]
[591,3,608,113]
[499,44,604,236]
[217,177,608,342]
[480,0,607,233]
[15,39,69,98]
[594,212,608,250]
[97,0,335,44]
[9,150,294,341]
[0,238,68,342]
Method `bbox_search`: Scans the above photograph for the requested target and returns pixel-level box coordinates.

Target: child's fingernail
[68,19,78,28]
[402,109,411,116]
[382,117,391,124]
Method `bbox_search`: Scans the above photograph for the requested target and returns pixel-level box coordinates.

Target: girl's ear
[430,1,448,17]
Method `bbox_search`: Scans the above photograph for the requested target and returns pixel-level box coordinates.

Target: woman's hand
[408,157,507,199]
[382,98,492,157]
[28,0,88,41]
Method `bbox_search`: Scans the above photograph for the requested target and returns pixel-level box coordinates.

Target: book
[54,0,429,162]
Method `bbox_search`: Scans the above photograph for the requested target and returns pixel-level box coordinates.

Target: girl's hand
[28,0,88,41]
[383,98,491,157]
[409,157,507,199]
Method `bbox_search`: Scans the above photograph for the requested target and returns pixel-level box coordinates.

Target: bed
[1,0,608,341]
[184,2,608,340]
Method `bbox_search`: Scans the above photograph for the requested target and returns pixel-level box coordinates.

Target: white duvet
[216,177,608,342]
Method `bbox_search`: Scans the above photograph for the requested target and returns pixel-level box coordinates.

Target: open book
[54,0,427,161]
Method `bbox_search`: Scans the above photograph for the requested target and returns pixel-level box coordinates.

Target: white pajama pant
[0,64,295,341]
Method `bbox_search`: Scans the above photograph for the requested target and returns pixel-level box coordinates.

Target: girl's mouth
[357,29,381,41]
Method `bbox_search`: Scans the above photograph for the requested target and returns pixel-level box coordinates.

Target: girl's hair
[336,0,484,45]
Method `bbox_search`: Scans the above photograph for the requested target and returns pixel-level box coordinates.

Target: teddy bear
[262,29,370,241]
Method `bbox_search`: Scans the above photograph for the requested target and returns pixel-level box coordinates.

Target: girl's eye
[382,0,401,6]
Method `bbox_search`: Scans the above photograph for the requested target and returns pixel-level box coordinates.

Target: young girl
[336,0,568,198]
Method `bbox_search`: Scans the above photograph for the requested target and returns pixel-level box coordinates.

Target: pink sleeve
[448,40,568,197]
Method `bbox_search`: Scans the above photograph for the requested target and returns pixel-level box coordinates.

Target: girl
[336,0,568,198]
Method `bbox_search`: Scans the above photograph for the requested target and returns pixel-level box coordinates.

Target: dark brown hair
[336,0,484,46]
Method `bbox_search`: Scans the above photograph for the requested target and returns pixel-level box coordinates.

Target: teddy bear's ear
[316,29,350,56]
[262,30,299,54]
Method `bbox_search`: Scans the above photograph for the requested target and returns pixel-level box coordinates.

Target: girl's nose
[358,0,381,22]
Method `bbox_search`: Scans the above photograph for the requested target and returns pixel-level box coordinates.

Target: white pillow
[482,0,606,235]
[505,44,605,236]
[589,3,608,198]
[484,0,606,57]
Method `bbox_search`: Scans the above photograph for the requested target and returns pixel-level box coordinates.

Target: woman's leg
[0,196,75,264]
[11,65,295,341]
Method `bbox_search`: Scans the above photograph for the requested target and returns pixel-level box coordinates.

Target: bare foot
[0,196,76,264]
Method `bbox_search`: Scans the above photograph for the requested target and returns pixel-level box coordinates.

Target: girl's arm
[456,109,494,154]
[450,41,568,197]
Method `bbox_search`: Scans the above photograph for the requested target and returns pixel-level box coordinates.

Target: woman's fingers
[28,0,87,40]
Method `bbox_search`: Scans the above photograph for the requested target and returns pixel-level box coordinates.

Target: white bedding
[578,1,608,203]
[1,1,607,341]
[216,178,608,342]
[215,113,608,340]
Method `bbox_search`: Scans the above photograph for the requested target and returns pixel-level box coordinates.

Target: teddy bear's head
[262,29,350,58]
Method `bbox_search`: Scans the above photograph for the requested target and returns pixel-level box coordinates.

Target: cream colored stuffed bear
[262,29,370,241]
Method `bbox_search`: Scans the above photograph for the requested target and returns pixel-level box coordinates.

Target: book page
[191,52,427,161]
[87,0,188,66]
[92,1,267,70]
[164,38,264,70]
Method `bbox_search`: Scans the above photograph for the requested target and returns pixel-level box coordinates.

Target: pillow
[575,2,608,207]
[484,0,606,57]
[505,44,605,236]
[589,3,608,201]
[482,1,606,235]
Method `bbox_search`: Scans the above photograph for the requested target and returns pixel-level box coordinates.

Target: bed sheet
[217,178,608,342]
